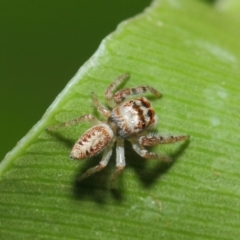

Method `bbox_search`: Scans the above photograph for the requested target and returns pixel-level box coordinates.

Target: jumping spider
[47,73,189,188]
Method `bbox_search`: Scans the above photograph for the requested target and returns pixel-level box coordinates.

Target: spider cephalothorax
[109,96,156,138]
[47,73,188,188]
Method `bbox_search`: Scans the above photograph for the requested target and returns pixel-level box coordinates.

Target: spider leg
[46,114,100,131]
[77,146,113,182]
[130,139,171,162]
[91,92,111,118]
[139,134,189,146]
[105,73,130,107]
[113,86,161,104]
[110,138,125,189]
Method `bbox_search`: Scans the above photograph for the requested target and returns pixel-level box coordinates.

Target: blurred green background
[0,1,151,161]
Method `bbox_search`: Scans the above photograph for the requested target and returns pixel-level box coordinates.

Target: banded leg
[139,134,189,146]
[113,86,161,104]
[91,92,111,118]
[105,73,130,107]
[111,138,125,189]
[77,146,113,182]
[130,139,171,162]
[46,114,100,131]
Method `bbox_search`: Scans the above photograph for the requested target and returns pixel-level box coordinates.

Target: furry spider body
[109,97,156,138]
[47,73,188,188]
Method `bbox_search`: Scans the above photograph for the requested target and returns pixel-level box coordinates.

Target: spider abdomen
[109,97,156,138]
[70,123,114,159]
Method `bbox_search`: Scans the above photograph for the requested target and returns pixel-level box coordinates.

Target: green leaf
[0,0,240,239]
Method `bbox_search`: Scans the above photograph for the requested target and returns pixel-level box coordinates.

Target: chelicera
[47,73,189,188]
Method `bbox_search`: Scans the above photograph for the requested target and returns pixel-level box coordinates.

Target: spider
[47,73,189,188]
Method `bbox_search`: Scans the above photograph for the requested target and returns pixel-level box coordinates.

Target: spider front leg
[105,74,162,108]
[91,92,111,118]
[46,114,100,131]
[105,73,130,107]
[139,133,189,146]
[113,85,161,104]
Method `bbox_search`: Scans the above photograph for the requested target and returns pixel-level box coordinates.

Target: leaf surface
[0,0,240,239]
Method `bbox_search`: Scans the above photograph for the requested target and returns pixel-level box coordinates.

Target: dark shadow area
[72,137,190,203]
[200,0,216,4]
[63,131,189,202]
[47,123,190,202]
[46,129,75,149]
[125,138,190,188]
[72,149,125,204]
[47,128,124,204]
[143,94,162,102]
